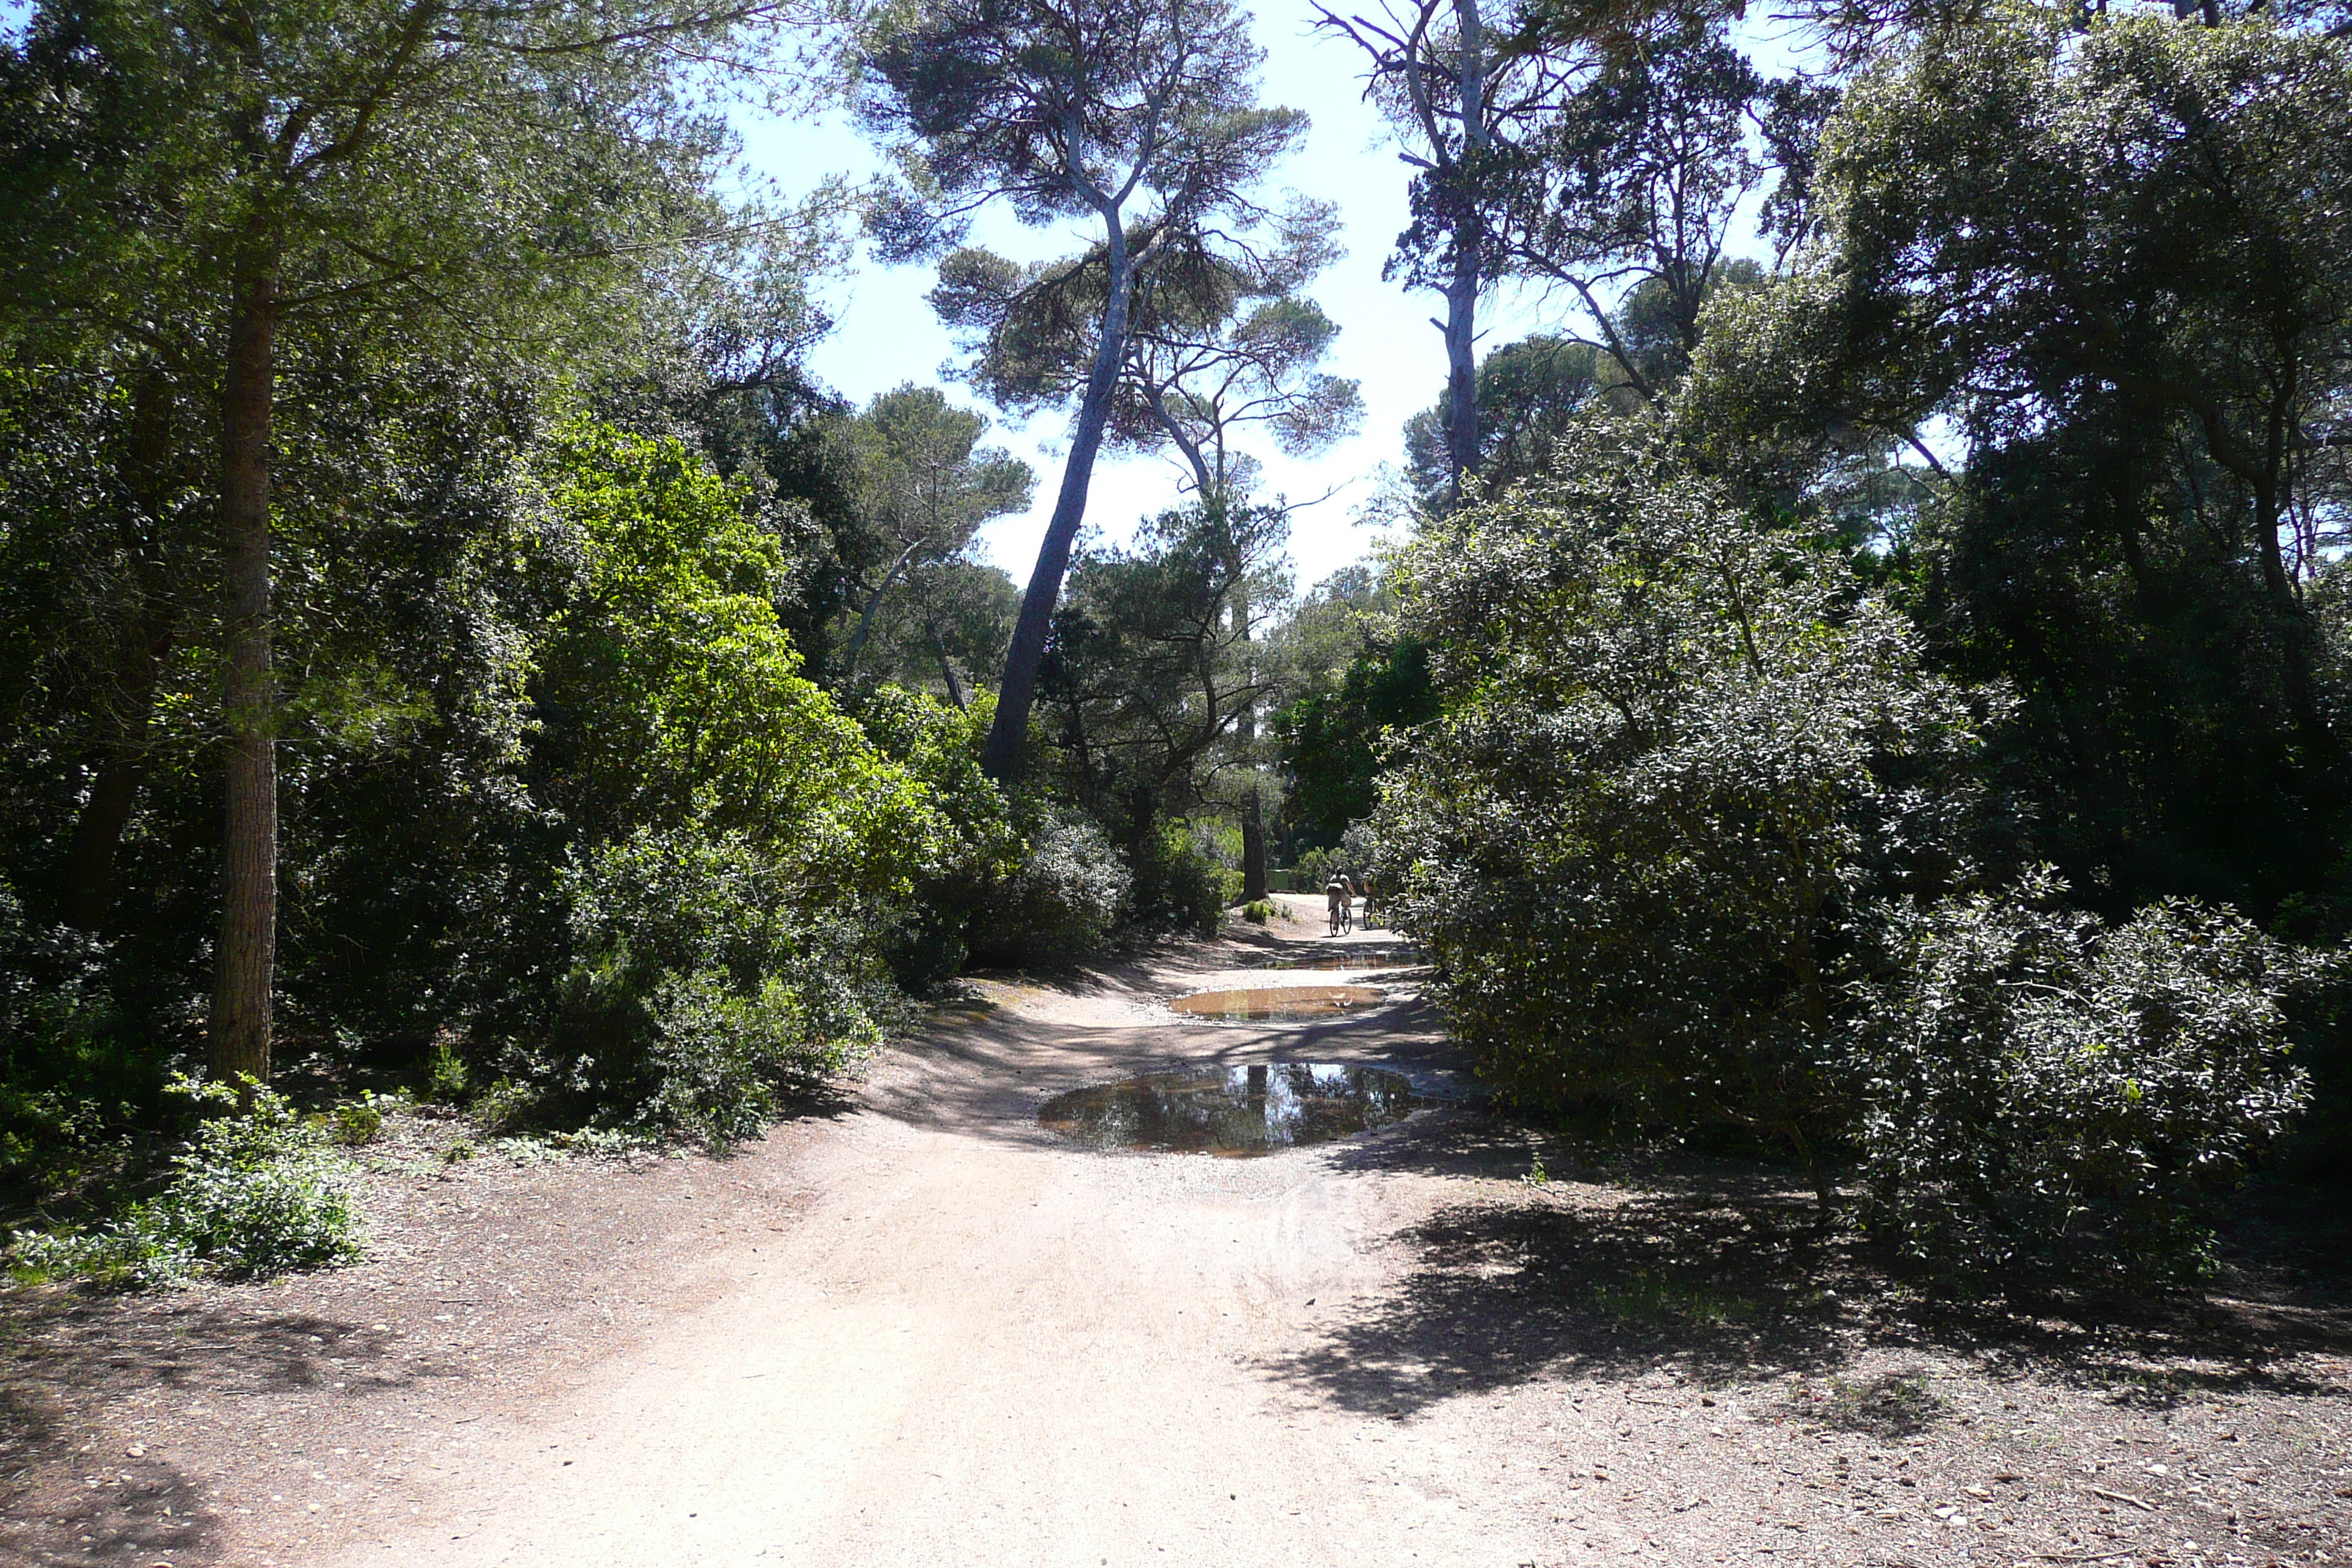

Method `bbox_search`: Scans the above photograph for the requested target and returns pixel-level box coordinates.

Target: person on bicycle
[1325,876,1347,935]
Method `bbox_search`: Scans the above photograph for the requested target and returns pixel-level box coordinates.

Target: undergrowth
[7,1077,361,1288]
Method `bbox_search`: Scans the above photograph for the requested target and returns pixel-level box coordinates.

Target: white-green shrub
[10,1077,361,1286]
[1847,877,2316,1287]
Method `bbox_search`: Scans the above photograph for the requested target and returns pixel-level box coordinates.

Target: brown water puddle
[1169,984,1383,1020]
[1037,1062,1425,1155]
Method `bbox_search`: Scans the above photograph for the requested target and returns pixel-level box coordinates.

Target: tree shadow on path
[1261,1161,2352,1421]
[0,1290,449,1567]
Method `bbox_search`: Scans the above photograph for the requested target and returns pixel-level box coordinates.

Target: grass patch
[1593,1267,1760,1328]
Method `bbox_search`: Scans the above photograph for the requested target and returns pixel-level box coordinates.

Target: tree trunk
[61,611,173,931]
[1442,0,1488,508]
[924,607,970,711]
[1242,792,1268,902]
[1229,565,1268,902]
[981,229,1139,783]
[841,540,922,676]
[211,244,280,1085]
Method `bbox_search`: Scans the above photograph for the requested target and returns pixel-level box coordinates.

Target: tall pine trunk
[1228,553,1268,902]
[1441,0,1487,506]
[842,540,923,675]
[981,228,1137,783]
[211,243,279,1084]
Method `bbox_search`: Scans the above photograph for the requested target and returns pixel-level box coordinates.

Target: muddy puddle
[1038,1062,1425,1155]
[1169,984,1383,1020]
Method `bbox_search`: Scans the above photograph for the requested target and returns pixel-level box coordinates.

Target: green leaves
[1377,422,1994,1148]
[1847,878,2319,1286]
[535,417,950,899]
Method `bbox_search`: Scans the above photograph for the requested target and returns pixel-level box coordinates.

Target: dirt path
[301,899,1569,1567]
[7,897,2348,1567]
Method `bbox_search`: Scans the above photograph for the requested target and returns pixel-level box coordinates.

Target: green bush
[851,687,1024,991]
[1377,426,2318,1286]
[424,1036,469,1102]
[1123,823,1226,938]
[0,878,181,1204]
[536,829,891,1144]
[329,1100,384,1146]
[1847,878,2316,1288]
[1243,900,1273,924]
[638,969,869,1149]
[10,1077,361,1287]
[467,1077,540,1134]
[1377,426,1994,1151]
[970,807,1131,965]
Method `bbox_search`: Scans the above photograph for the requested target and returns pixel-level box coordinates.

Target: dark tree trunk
[61,612,172,931]
[1242,792,1268,902]
[211,244,279,1085]
[924,608,970,711]
[981,231,1139,783]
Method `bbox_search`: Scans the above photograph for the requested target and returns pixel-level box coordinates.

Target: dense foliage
[1376,429,1997,1163]
[6,0,2349,1302]
[1349,7,2352,1285]
[1846,878,2315,1284]
[11,1078,360,1286]
[1374,429,2321,1284]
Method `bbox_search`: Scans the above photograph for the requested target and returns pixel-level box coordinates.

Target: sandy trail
[307,901,1571,1567]
[15,901,2342,1567]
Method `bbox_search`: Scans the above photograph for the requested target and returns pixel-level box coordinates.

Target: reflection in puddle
[1169,984,1383,1020]
[1039,1063,1424,1155]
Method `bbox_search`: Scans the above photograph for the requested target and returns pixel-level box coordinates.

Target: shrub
[1847,877,2316,1288]
[1376,424,1998,1158]
[10,1077,361,1287]
[424,1036,469,1102]
[970,807,1131,965]
[1244,900,1273,924]
[1123,823,1225,938]
[1292,845,1338,892]
[467,1077,542,1134]
[329,1100,383,1145]
[0,878,179,1204]
[537,829,891,1144]
[851,687,1023,991]
[638,970,869,1149]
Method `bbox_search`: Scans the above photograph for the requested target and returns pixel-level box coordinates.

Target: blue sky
[742,8,1559,595]
[748,4,1812,595]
